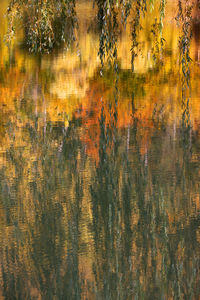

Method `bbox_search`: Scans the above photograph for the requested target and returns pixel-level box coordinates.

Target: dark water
[0,1,200,299]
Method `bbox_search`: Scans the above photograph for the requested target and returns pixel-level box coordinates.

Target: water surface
[0,1,200,299]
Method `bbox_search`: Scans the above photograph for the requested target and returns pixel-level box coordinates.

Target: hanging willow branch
[176,0,193,129]
[97,0,119,67]
[130,0,146,71]
[6,0,77,53]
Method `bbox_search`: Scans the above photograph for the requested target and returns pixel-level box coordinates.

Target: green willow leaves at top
[6,0,77,53]
[5,0,195,70]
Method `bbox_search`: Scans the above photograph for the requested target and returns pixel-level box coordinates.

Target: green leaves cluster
[5,0,194,75]
[6,0,77,53]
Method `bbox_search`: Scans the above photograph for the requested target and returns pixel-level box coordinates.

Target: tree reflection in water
[0,0,200,299]
[0,64,200,299]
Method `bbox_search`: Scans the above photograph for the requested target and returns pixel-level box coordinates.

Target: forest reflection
[0,0,200,299]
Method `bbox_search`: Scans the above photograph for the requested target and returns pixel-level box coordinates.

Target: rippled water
[0,0,200,299]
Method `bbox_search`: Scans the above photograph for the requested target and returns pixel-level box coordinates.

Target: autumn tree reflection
[1,1,200,299]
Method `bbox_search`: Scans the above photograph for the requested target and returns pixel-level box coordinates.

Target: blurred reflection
[0,63,200,299]
[0,0,200,299]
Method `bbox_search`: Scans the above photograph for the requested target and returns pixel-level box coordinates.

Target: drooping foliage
[177,0,193,128]
[6,0,77,52]
[6,0,195,69]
